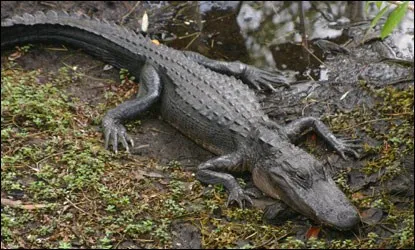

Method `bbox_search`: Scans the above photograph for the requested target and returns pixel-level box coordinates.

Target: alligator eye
[296,173,307,181]
[293,172,312,188]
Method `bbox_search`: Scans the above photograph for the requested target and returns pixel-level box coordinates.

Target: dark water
[158,1,414,82]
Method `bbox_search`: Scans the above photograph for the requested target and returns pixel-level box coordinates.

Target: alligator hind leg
[196,152,255,208]
[103,63,162,153]
[284,117,361,159]
[182,51,290,91]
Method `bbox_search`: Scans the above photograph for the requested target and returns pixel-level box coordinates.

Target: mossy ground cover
[1,47,414,249]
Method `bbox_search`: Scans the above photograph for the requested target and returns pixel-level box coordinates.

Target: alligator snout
[336,210,360,230]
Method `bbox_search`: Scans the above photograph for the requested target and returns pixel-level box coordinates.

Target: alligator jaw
[303,178,360,230]
[252,151,360,230]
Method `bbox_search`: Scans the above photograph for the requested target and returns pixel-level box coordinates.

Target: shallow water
[163,1,414,81]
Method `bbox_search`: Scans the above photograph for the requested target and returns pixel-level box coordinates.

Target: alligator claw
[244,66,290,92]
[102,116,133,153]
[334,137,362,160]
[226,187,253,208]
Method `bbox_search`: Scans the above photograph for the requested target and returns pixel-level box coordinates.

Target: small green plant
[363,232,380,248]
[97,234,113,249]
[280,236,306,248]
[330,239,358,248]
[124,220,154,237]
[366,1,410,39]
[162,198,185,217]
[167,160,182,169]
[58,241,72,249]
[119,68,136,85]
[151,218,171,244]
[204,199,219,213]
[105,204,116,212]
[306,237,327,248]
[169,180,185,199]
[17,44,34,53]
[333,170,350,192]
[390,215,414,248]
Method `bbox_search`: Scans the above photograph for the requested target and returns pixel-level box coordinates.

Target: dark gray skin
[1,11,361,230]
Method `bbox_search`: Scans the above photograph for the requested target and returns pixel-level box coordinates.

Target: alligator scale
[1,11,361,229]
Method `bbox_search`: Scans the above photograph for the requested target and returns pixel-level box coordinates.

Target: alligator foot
[183,51,290,91]
[103,116,134,153]
[333,136,362,159]
[102,63,162,153]
[227,187,254,208]
[332,139,361,160]
[285,116,361,160]
[196,151,258,209]
[242,65,291,91]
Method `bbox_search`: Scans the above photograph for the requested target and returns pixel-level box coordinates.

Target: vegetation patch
[323,81,414,249]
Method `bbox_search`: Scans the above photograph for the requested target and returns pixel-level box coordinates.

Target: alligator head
[252,146,360,230]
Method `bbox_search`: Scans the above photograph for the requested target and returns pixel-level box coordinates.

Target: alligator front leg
[183,51,290,91]
[103,63,162,153]
[196,152,254,208]
[284,117,360,159]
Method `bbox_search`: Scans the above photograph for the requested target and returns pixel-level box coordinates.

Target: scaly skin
[2,11,361,230]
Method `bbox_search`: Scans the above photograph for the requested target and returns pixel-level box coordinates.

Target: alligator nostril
[337,210,360,229]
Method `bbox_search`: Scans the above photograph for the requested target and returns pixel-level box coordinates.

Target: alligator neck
[241,124,292,169]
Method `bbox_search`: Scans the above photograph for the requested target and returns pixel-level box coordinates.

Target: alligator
[1,11,361,230]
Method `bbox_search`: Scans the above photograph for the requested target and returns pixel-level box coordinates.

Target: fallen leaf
[352,192,366,200]
[361,208,383,225]
[141,11,149,33]
[103,64,113,71]
[134,168,165,181]
[8,51,22,61]
[305,226,321,239]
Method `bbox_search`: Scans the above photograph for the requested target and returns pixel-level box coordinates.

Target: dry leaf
[141,11,149,33]
[361,208,383,225]
[305,226,321,239]
[8,51,22,61]
[351,192,366,200]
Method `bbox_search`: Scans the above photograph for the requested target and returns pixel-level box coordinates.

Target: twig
[302,44,327,67]
[255,233,290,248]
[45,45,68,51]
[338,117,402,131]
[380,224,398,233]
[121,1,141,25]
[35,151,68,170]
[65,197,89,215]
[385,112,413,116]
[299,1,308,49]
[1,198,47,210]
[184,33,201,50]
[177,32,201,40]
[205,13,235,23]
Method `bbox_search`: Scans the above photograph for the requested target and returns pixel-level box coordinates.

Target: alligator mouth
[257,171,360,230]
[252,160,360,230]
[291,179,360,230]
